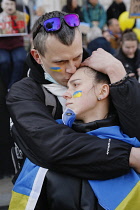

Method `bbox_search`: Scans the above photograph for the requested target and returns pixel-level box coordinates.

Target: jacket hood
[26,53,51,84]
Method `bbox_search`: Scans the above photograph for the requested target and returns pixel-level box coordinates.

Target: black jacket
[7,52,140,180]
[36,115,119,210]
[107,1,126,21]
[115,48,140,79]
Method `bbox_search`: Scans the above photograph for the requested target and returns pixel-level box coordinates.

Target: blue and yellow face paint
[50,67,62,72]
[73,91,82,98]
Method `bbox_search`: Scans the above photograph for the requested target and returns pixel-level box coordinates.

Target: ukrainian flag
[50,67,62,72]
[88,126,140,210]
[9,159,47,210]
[73,91,82,98]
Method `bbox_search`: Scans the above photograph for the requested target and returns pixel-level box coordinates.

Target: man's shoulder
[9,77,42,95]
[7,77,44,102]
[13,77,36,86]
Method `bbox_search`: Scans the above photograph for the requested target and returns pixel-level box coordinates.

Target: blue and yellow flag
[88,126,140,210]
[9,159,47,210]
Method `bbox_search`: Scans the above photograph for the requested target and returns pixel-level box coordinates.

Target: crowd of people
[61,0,140,78]
[0,0,140,209]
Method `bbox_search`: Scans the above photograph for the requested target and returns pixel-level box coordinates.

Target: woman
[9,67,140,210]
[115,30,140,79]
[62,0,84,22]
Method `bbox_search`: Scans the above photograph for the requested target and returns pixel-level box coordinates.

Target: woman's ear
[98,84,110,100]
[30,49,42,64]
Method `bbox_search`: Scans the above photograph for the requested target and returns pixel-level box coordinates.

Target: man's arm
[6,77,131,180]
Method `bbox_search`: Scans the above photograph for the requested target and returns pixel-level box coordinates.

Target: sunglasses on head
[33,14,80,40]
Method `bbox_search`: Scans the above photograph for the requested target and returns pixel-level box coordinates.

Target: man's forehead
[45,34,83,58]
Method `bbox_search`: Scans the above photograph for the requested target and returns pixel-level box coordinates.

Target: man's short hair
[32,11,80,56]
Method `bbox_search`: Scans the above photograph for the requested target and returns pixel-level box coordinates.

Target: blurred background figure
[82,0,106,29]
[0,0,28,90]
[115,30,140,80]
[0,75,14,179]
[107,0,126,21]
[107,18,122,50]
[62,0,84,22]
[87,29,115,55]
[32,5,45,27]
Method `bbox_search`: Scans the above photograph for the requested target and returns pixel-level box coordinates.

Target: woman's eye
[74,83,79,87]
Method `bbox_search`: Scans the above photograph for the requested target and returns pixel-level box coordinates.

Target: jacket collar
[72,114,119,133]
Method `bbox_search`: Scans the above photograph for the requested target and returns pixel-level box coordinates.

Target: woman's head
[63,67,110,123]
[121,30,138,58]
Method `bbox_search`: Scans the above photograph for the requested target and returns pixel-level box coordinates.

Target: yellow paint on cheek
[73,91,82,98]
[50,67,62,72]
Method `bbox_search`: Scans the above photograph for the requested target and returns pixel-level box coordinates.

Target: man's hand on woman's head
[81,48,126,83]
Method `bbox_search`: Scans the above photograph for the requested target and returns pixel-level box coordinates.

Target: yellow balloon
[133,28,140,42]
[118,11,135,31]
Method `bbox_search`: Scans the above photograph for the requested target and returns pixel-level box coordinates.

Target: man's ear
[30,49,42,64]
[98,84,110,100]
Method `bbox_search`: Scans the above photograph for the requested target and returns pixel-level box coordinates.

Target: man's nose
[66,62,77,74]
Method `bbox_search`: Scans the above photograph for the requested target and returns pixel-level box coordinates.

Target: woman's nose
[63,91,72,99]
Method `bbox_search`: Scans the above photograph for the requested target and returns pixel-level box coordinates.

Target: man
[107,18,122,50]
[0,0,27,89]
[6,10,140,205]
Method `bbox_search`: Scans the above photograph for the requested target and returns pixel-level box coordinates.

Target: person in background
[87,29,115,55]
[115,30,140,79]
[0,75,14,179]
[62,0,84,22]
[107,0,126,21]
[0,0,27,89]
[82,0,106,29]
[107,18,122,50]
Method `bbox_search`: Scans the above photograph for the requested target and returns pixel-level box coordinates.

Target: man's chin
[60,80,69,87]
[7,10,15,15]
